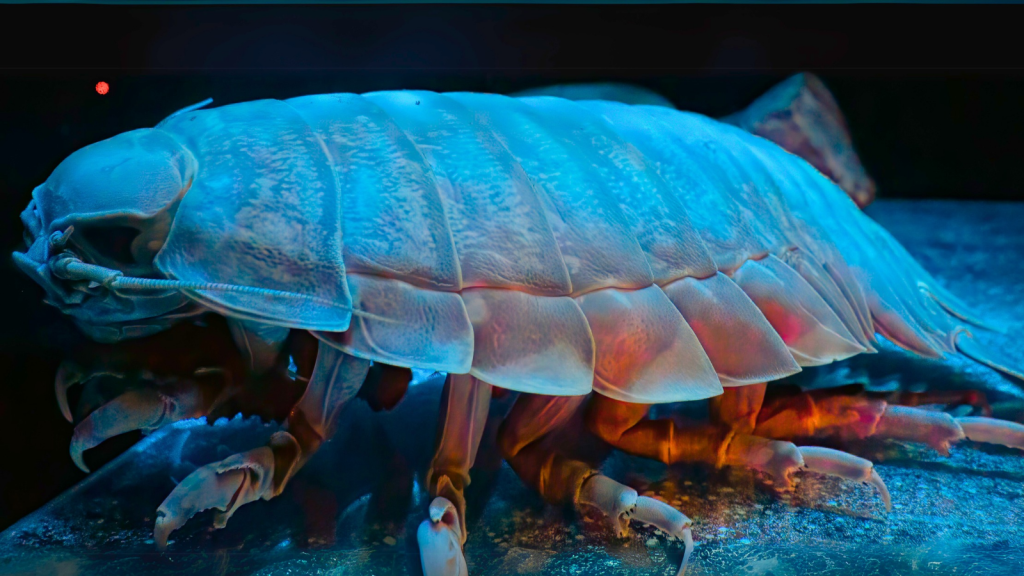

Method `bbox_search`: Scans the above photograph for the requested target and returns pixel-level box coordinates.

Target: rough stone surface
[1,200,1023,576]
[723,73,878,208]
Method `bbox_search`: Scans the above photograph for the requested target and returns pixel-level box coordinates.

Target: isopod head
[14,128,200,342]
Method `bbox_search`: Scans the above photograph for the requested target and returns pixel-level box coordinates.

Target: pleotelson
[156,90,934,403]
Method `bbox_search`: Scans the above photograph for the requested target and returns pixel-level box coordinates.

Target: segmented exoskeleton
[15,90,1024,576]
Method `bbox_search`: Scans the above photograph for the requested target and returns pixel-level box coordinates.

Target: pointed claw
[69,440,89,473]
[678,527,694,576]
[426,496,459,527]
[70,389,164,473]
[55,362,84,422]
[632,496,694,576]
[578,474,638,537]
[632,495,691,537]
[957,417,1024,451]
[56,362,127,423]
[579,476,694,575]
[154,446,275,549]
[866,469,892,513]
[70,385,204,474]
[798,446,891,512]
[417,496,468,576]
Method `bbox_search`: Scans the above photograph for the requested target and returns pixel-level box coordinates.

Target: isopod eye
[78,225,141,267]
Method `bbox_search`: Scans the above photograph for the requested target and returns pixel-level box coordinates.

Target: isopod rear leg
[874,388,992,417]
[585,386,892,511]
[755,389,1024,455]
[418,373,490,576]
[154,342,370,548]
[711,384,891,507]
[498,393,695,576]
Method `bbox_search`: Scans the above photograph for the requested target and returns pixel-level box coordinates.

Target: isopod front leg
[153,430,300,547]
[418,373,491,576]
[500,393,695,576]
[154,343,370,548]
[58,320,287,473]
[61,363,235,473]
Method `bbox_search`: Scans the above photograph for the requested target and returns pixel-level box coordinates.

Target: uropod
[14,86,1024,576]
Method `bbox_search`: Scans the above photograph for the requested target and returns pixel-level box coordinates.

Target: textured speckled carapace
[15,90,1008,406]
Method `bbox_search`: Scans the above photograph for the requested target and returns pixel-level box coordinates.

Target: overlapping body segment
[155,99,353,331]
[285,93,462,292]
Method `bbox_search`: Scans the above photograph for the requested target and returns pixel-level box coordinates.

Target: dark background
[1,2,1023,531]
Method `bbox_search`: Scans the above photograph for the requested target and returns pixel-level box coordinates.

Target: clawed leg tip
[869,470,893,514]
[65,385,200,476]
[69,425,93,474]
[213,512,230,530]
[147,445,278,550]
[677,526,694,576]
[630,495,693,576]
[153,509,180,550]
[70,448,90,474]
[427,496,457,525]
[796,446,893,513]
[55,361,83,423]
[153,523,171,550]
[417,515,468,576]
[614,522,629,539]
[578,474,639,538]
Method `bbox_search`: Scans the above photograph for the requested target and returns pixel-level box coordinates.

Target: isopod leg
[888,389,991,416]
[498,394,594,508]
[576,474,695,576]
[756,392,958,453]
[499,393,695,576]
[66,369,235,473]
[585,386,891,508]
[957,416,1024,450]
[418,373,490,576]
[584,394,728,469]
[755,390,1024,454]
[712,384,891,504]
[153,343,370,548]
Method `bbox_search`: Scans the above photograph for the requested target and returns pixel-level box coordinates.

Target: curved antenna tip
[158,98,214,126]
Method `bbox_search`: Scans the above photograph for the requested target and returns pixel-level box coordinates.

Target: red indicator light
[95,82,109,95]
